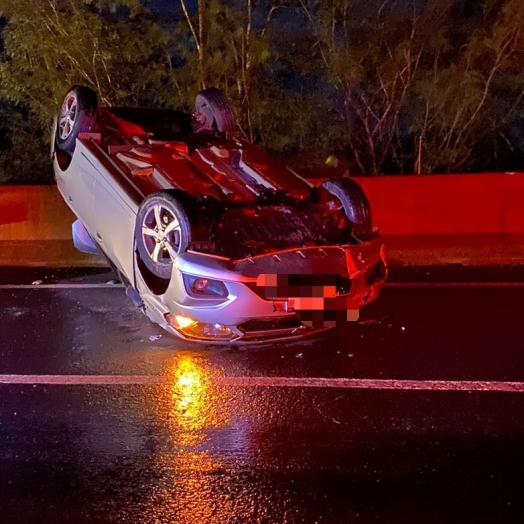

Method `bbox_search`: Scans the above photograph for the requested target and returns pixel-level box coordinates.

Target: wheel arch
[321,177,373,239]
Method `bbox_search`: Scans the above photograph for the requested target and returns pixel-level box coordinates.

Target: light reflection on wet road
[142,356,237,524]
[1,267,524,523]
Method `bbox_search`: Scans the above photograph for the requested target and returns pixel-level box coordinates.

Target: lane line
[0,283,124,290]
[385,282,524,288]
[219,377,524,392]
[1,374,524,392]
[2,281,524,290]
[0,375,161,385]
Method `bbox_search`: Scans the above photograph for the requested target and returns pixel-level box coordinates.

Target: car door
[92,166,141,282]
[54,142,97,235]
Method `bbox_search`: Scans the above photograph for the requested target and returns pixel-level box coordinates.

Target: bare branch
[179,0,202,55]
[298,0,330,71]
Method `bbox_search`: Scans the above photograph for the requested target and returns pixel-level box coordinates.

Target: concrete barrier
[0,185,105,267]
[0,185,74,240]
[3,174,524,241]
[307,171,524,236]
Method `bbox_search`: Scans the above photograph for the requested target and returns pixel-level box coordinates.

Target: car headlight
[182,274,228,298]
[166,314,237,341]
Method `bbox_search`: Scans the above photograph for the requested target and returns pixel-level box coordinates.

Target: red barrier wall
[308,172,524,235]
[0,185,75,240]
[2,172,524,239]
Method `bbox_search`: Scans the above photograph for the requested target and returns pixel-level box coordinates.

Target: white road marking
[0,283,124,290]
[1,281,524,290]
[0,374,524,392]
[220,377,524,392]
[0,375,159,385]
[384,282,524,288]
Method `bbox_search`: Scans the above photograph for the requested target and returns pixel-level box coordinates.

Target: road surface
[1,266,524,523]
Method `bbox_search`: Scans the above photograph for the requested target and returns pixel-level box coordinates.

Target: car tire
[56,86,98,154]
[194,87,236,133]
[322,178,372,238]
[135,192,193,280]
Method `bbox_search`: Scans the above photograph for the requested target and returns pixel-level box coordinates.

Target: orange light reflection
[166,355,230,442]
[143,355,238,523]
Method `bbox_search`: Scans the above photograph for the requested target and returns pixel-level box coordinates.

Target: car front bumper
[135,238,388,344]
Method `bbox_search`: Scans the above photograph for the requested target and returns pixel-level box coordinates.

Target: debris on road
[149,335,162,342]
[358,318,382,326]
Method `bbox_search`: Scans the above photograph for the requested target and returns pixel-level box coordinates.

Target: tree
[0,0,174,182]
[1,0,523,182]
[411,0,524,173]
[0,0,173,124]
[0,101,49,184]
[296,0,426,175]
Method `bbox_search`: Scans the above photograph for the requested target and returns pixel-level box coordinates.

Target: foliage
[0,102,49,184]
[0,0,171,121]
[410,0,524,173]
[0,0,175,182]
[289,0,524,174]
[0,0,523,183]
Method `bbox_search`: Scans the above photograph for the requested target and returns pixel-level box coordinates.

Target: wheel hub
[143,204,182,263]
[59,94,78,140]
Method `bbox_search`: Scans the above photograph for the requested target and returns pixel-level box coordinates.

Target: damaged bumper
[135,238,388,344]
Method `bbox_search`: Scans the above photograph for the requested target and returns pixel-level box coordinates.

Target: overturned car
[52,86,387,344]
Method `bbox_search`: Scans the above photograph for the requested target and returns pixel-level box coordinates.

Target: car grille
[237,316,311,341]
[239,317,303,332]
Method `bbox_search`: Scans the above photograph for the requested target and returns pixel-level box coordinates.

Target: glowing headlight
[166,313,236,341]
[172,315,197,329]
[182,274,228,298]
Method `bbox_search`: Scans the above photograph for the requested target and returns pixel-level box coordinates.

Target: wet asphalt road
[1,266,524,523]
